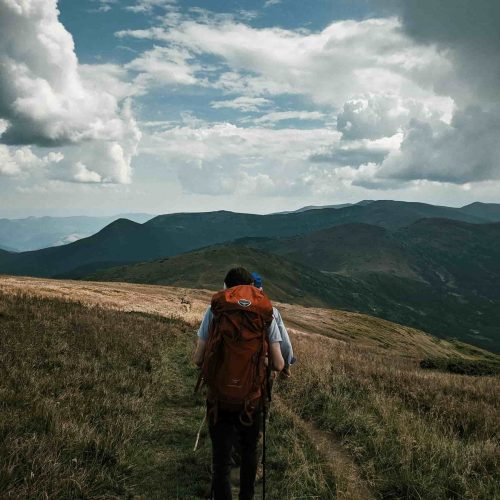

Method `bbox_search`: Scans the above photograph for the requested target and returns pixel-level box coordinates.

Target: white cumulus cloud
[125,0,177,14]
[0,144,62,176]
[254,111,325,124]
[0,0,141,184]
[371,106,500,185]
[210,97,272,112]
[118,16,451,109]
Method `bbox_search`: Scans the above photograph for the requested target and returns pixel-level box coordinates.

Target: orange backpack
[197,285,274,424]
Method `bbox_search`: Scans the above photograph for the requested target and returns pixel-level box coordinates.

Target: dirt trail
[272,396,374,500]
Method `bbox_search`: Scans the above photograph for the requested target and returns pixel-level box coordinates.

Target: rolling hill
[398,218,500,299]
[86,244,377,310]
[235,223,418,279]
[0,219,173,278]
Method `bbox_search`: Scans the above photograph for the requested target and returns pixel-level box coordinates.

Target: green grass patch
[420,356,500,376]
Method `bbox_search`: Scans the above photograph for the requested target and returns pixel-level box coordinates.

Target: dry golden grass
[0,275,212,326]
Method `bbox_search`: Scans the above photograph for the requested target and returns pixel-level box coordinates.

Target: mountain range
[1,201,499,276]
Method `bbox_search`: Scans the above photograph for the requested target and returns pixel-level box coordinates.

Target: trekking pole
[262,403,266,500]
[193,412,206,452]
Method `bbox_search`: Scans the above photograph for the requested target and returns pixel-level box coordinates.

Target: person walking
[193,267,285,500]
[250,272,296,377]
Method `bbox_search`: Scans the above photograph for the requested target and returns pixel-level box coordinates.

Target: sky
[1,0,500,217]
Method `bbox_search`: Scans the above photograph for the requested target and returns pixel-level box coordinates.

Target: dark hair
[224,267,253,288]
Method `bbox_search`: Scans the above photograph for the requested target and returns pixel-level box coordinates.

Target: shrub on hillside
[420,357,500,376]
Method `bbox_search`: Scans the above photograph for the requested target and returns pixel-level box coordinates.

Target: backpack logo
[238,299,252,307]
[228,378,242,388]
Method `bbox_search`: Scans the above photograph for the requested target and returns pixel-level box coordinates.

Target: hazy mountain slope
[237,223,418,279]
[458,202,500,222]
[0,244,18,252]
[398,219,500,299]
[0,219,174,278]
[0,248,13,265]
[0,213,155,252]
[238,219,500,299]
[275,202,355,214]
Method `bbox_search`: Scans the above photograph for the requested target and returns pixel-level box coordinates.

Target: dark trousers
[208,406,261,500]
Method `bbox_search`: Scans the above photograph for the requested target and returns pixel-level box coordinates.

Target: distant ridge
[459,202,500,221]
[273,199,375,214]
[275,202,354,214]
[0,213,156,252]
[86,244,373,309]
[0,245,17,253]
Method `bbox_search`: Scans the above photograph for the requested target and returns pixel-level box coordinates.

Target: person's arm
[267,317,285,371]
[273,307,295,366]
[192,307,212,367]
[193,338,206,367]
[269,341,285,372]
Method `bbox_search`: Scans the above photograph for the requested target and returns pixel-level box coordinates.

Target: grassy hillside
[279,333,500,499]
[0,282,498,499]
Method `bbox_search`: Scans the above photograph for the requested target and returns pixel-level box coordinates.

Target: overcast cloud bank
[1,0,499,214]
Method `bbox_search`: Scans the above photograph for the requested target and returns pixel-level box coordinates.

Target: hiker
[251,272,296,377]
[193,267,285,500]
